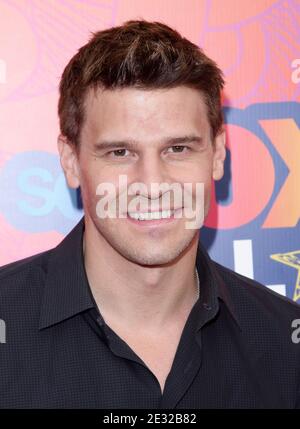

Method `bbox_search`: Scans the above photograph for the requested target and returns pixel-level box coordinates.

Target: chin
[125,252,178,267]
[120,239,192,267]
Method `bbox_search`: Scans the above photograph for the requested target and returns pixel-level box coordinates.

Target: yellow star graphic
[270,251,300,302]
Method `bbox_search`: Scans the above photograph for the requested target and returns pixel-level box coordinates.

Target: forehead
[82,86,210,141]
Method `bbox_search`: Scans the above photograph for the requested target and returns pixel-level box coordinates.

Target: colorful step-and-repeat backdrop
[0,0,300,302]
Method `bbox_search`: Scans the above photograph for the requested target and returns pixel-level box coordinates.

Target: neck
[83,217,200,333]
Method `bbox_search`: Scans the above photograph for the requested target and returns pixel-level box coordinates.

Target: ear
[57,134,80,189]
[212,129,226,181]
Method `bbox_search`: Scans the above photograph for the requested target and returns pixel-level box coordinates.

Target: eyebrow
[93,135,203,151]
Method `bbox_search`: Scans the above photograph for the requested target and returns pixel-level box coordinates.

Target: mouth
[126,208,183,226]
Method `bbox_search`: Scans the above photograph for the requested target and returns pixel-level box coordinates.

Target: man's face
[58,86,225,266]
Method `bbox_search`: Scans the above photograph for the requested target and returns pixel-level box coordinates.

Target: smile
[127,209,176,221]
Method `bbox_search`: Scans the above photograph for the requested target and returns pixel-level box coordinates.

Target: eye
[108,149,129,157]
[167,145,190,153]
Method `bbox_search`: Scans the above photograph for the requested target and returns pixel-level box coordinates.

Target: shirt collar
[39,216,94,330]
[39,216,241,331]
[195,240,242,331]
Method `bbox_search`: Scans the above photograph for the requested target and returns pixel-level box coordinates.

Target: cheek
[81,173,97,195]
[204,180,212,199]
[80,160,107,191]
[79,168,102,213]
[192,176,213,216]
[190,165,213,195]
[80,168,124,215]
[203,180,213,217]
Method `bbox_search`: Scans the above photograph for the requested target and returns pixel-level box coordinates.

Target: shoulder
[213,260,300,325]
[0,249,52,278]
[211,260,300,382]
[0,249,53,296]
[0,249,55,337]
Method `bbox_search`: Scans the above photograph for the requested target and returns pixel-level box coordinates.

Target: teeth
[128,210,174,221]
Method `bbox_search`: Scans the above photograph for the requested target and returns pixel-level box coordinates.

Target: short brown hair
[58,20,225,147]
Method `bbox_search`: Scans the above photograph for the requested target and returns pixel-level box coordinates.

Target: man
[0,19,300,409]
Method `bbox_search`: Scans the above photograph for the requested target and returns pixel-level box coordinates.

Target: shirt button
[202,302,212,310]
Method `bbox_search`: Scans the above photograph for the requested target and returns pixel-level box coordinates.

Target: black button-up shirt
[0,216,300,409]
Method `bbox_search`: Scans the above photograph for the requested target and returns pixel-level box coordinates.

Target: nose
[135,152,169,201]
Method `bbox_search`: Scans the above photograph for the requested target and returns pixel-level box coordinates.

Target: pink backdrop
[1,0,300,302]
